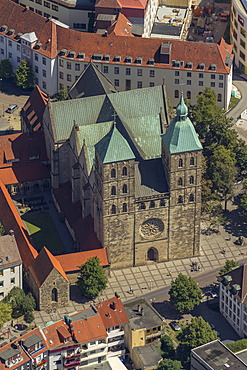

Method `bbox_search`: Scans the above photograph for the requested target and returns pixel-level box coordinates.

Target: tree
[4,287,35,318]
[240,180,247,220]
[219,260,239,275]
[24,310,34,323]
[15,59,34,90]
[0,301,12,327]
[169,273,202,314]
[55,88,68,101]
[76,257,107,298]
[160,335,175,358]
[176,317,217,365]
[0,59,13,79]
[156,359,183,370]
[208,145,237,210]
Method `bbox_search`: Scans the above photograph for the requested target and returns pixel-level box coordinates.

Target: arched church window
[111,205,116,214]
[189,193,194,202]
[111,186,116,196]
[160,199,165,207]
[122,184,127,193]
[122,167,127,176]
[178,195,183,204]
[178,158,183,168]
[189,176,194,184]
[190,157,195,166]
[140,202,146,210]
[178,177,183,186]
[122,203,127,212]
[52,288,58,302]
[150,200,155,208]
[111,168,116,178]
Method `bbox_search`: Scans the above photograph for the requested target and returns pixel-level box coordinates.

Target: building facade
[0,234,22,300]
[218,264,247,338]
[43,63,203,269]
[230,0,247,74]
[0,0,233,109]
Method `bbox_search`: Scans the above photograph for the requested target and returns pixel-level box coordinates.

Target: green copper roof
[162,96,202,154]
[95,124,135,163]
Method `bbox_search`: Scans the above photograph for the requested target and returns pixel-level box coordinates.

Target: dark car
[170,321,181,331]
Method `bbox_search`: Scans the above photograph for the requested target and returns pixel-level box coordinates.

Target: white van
[6,104,18,114]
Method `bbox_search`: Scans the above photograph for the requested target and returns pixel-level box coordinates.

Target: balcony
[108,329,124,338]
[32,359,47,368]
[63,358,80,368]
[64,353,80,360]
[146,330,164,339]
[108,339,124,347]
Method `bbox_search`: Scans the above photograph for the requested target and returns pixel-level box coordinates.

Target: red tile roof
[96,297,129,328]
[29,247,69,287]
[0,131,48,168]
[56,249,109,272]
[0,180,38,267]
[107,14,134,37]
[0,164,50,185]
[21,85,48,132]
[0,0,233,74]
[95,0,121,9]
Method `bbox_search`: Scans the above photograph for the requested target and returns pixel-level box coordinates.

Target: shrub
[226,339,247,353]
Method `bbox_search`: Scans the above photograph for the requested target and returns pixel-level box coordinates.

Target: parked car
[6,104,18,113]
[210,291,218,298]
[170,321,181,331]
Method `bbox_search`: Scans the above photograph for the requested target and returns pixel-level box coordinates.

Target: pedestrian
[129,287,133,294]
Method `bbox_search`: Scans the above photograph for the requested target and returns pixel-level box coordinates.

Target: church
[43,63,203,269]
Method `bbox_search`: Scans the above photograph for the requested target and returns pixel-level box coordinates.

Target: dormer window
[135,57,142,64]
[125,56,132,64]
[29,155,40,160]
[59,49,67,56]
[68,50,76,59]
[104,54,110,62]
[0,25,7,32]
[77,52,84,60]
[172,60,180,68]
[148,58,155,65]
[210,63,216,71]
[198,63,205,70]
[92,53,102,61]
[185,62,193,69]
[7,29,15,36]
[114,55,121,63]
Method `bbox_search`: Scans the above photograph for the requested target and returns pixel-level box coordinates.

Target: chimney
[110,301,116,310]
[115,292,120,299]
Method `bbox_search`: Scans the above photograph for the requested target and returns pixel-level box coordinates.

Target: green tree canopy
[0,59,13,79]
[240,180,247,220]
[156,359,183,370]
[76,257,107,298]
[55,88,68,101]
[4,287,35,318]
[24,310,34,323]
[0,301,12,328]
[207,145,237,209]
[176,317,217,366]
[219,260,239,275]
[160,335,175,358]
[169,273,202,314]
[15,59,34,90]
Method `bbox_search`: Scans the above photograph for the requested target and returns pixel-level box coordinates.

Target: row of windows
[0,278,15,287]
[178,157,195,167]
[111,185,128,195]
[175,90,222,102]
[111,167,128,178]
[178,176,195,186]
[32,0,59,11]
[175,71,224,80]
[0,267,15,275]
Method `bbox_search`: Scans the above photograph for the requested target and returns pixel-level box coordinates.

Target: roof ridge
[41,246,69,282]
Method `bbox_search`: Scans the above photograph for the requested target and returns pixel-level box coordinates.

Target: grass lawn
[22,212,64,252]
[228,96,240,110]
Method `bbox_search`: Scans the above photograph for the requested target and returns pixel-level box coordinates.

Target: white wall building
[230,0,247,75]
[219,264,247,338]
[11,0,95,31]
[0,234,23,299]
[0,0,234,108]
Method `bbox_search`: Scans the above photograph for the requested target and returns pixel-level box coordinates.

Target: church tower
[162,94,203,259]
[94,123,136,269]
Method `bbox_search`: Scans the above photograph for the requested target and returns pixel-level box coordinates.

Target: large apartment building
[0,0,233,109]
[230,0,247,74]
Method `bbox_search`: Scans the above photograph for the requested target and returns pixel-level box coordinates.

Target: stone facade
[43,85,203,269]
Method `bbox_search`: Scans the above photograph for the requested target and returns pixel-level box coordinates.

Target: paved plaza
[32,216,247,327]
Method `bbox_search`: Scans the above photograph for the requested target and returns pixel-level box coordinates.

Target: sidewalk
[32,218,247,327]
